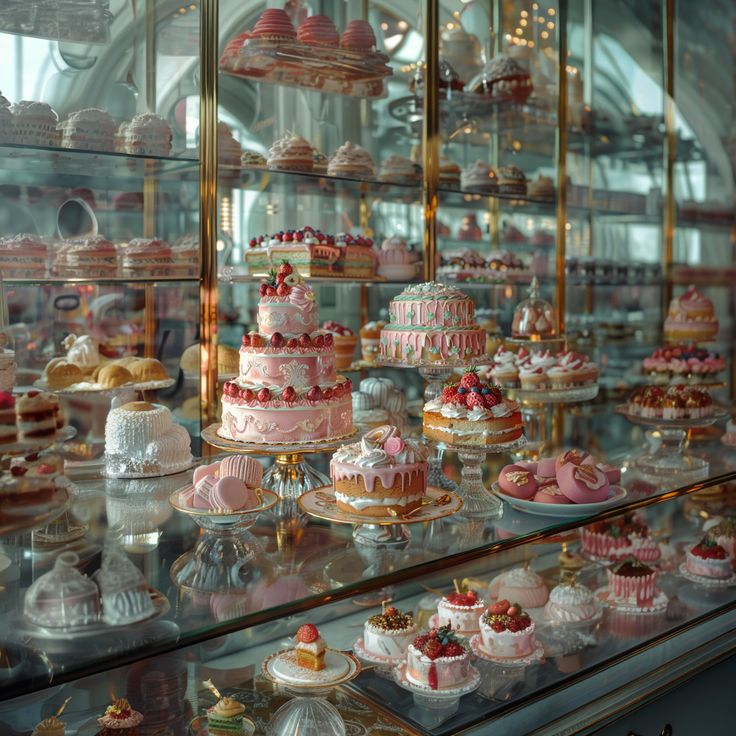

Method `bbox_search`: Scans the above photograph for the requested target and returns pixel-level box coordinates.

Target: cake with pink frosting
[331,424,428,516]
[380,282,486,364]
[297,14,339,46]
[251,8,297,40]
[642,345,725,381]
[340,20,377,50]
[663,285,718,342]
[684,537,732,579]
[479,600,537,659]
[544,580,597,625]
[604,557,666,611]
[582,513,660,563]
[376,236,419,280]
[220,264,352,444]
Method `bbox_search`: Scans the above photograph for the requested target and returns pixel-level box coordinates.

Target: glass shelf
[3,276,200,286]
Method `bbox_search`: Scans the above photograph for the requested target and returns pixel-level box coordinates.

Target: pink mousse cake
[219,263,352,443]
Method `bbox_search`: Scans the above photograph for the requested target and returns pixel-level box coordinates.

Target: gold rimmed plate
[262,648,361,690]
[169,486,279,530]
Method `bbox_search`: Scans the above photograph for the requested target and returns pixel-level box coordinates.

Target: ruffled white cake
[104,401,192,477]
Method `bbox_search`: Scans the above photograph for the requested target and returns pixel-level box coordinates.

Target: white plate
[262,648,360,689]
[490,483,627,517]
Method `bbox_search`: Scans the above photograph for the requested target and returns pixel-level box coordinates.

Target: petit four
[663,285,718,342]
[123,112,172,156]
[489,567,549,609]
[295,623,326,671]
[11,101,59,147]
[406,626,471,690]
[97,697,143,735]
[204,680,247,736]
[489,346,598,391]
[627,384,714,420]
[643,345,725,380]
[436,588,485,636]
[556,463,609,503]
[685,537,732,579]
[363,605,417,659]
[180,456,263,512]
[498,464,538,499]
[479,600,536,658]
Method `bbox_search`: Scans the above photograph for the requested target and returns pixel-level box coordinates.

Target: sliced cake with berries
[436,588,485,636]
[405,626,471,690]
[219,263,353,444]
[479,599,536,659]
[685,537,733,579]
[244,226,376,279]
[363,605,417,659]
[295,623,326,671]
[423,368,523,446]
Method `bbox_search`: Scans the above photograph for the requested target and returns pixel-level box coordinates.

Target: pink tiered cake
[380,282,485,364]
[219,264,352,443]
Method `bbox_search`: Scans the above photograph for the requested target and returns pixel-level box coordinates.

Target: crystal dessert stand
[429,435,527,519]
[169,486,279,593]
[616,405,729,484]
[262,648,362,736]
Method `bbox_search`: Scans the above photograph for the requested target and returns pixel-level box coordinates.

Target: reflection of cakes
[406,626,470,690]
[364,606,417,659]
[322,321,358,370]
[470,56,533,101]
[489,567,548,608]
[381,282,486,364]
[267,131,313,171]
[217,122,242,170]
[684,537,732,579]
[457,214,482,241]
[460,160,498,193]
[582,514,660,563]
[96,541,155,625]
[544,580,597,624]
[378,154,421,183]
[440,27,482,83]
[11,101,60,147]
[120,238,178,277]
[360,321,386,363]
[123,112,172,156]
[179,455,262,511]
[59,108,117,151]
[663,285,718,342]
[328,141,375,178]
[104,402,192,477]
[479,600,536,658]
[498,165,528,195]
[605,557,664,610]
[331,425,428,517]
[423,368,523,446]
[97,698,143,735]
[376,236,419,280]
[437,589,485,636]
[295,623,326,670]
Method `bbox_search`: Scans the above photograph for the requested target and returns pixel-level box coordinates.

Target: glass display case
[0,0,734,734]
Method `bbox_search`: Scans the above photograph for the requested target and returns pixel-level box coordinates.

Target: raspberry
[323,387,333,401]
[259,283,268,297]
[491,621,505,633]
[324,333,333,347]
[450,392,467,406]
[424,640,443,660]
[242,389,254,402]
[266,286,277,296]
[466,392,485,409]
[460,368,481,390]
[276,282,290,297]
[314,335,325,348]
[279,263,293,278]
[296,623,319,643]
[441,385,458,403]
[507,605,519,617]
[413,634,429,649]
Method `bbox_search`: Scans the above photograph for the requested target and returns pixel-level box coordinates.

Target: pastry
[581,513,660,563]
[380,282,486,364]
[63,334,100,374]
[59,108,117,151]
[217,122,242,171]
[124,112,172,156]
[533,481,571,504]
[267,131,313,171]
[0,233,50,277]
[295,623,326,671]
[16,390,58,440]
[241,150,266,168]
[605,557,665,611]
[205,685,247,736]
[104,401,192,477]
[120,237,179,277]
[179,455,262,511]
[11,101,60,147]
[352,377,406,431]
[663,285,718,342]
[220,265,352,443]
[460,160,498,193]
[251,8,296,40]
[322,321,358,370]
[544,579,597,624]
[331,425,428,517]
[360,320,386,363]
[439,156,461,187]
[97,697,143,735]
[527,174,555,199]
[457,213,482,241]
[557,463,610,504]
[340,19,376,50]
[498,464,538,499]
[627,384,714,420]
[0,391,16,445]
[406,626,471,690]
[497,164,527,196]
[685,537,732,579]
[378,154,421,183]
[45,360,83,390]
[376,236,419,280]
[327,141,375,178]
[470,55,533,102]
[489,567,549,608]
[436,588,485,636]
[363,606,417,659]
[440,26,482,83]
[423,369,523,446]
[479,600,537,659]
[643,345,725,380]
[547,351,599,389]
[125,357,169,383]
[55,235,119,277]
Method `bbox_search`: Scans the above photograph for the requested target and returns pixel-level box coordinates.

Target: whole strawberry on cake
[684,537,733,580]
[219,263,352,444]
[423,368,523,446]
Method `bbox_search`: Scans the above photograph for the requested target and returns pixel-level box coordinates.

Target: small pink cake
[340,20,377,51]
[685,537,732,579]
[605,557,663,611]
[251,8,297,40]
[297,14,339,46]
[556,462,609,503]
[498,464,538,499]
[489,567,548,608]
[405,626,471,690]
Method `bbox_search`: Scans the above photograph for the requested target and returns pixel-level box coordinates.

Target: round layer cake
[363,606,417,659]
[405,626,471,691]
[331,425,428,516]
[478,600,536,658]
[663,285,718,342]
[380,282,486,364]
[436,590,485,636]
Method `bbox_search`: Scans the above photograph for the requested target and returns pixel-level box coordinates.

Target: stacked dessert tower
[219,263,353,444]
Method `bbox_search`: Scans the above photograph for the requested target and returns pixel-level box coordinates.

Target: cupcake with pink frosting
[297,15,339,46]
[376,236,419,280]
[340,20,377,51]
[251,8,297,40]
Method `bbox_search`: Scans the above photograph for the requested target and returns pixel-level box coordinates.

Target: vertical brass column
[200,0,219,431]
[555,0,569,338]
[662,0,676,313]
[422,1,439,281]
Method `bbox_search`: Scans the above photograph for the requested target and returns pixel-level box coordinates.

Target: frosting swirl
[210,697,245,718]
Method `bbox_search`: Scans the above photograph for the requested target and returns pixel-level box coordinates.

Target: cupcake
[205,685,248,736]
[544,579,598,625]
[378,154,421,183]
[489,566,549,609]
[328,141,376,179]
[605,557,664,611]
[685,537,732,579]
[323,320,358,370]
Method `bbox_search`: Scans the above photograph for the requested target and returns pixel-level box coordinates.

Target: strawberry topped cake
[405,626,471,690]
[220,264,352,444]
[582,513,660,563]
[437,588,486,636]
[423,368,523,446]
[663,285,718,343]
[295,623,326,671]
[478,600,537,659]
[643,345,725,381]
[684,537,733,579]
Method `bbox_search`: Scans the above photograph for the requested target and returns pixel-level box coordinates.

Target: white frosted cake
[436,590,485,636]
[363,606,417,660]
[405,626,471,691]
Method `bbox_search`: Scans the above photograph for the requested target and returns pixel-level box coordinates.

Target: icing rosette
[384,436,405,456]
[288,281,317,311]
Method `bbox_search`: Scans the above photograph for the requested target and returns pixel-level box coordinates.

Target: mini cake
[528,174,555,199]
[581,514,660,563]
[340,20,377,50]
[460,160,499,193]
[328,141,376,178]
[331,425,428,517]
[643,345,726,380]
[59,108,117,151]
[489,567,549,609]
[479,600,536,658]
[11,101,60,147]
[0,392,16,445]
[207,693,247,736]
[220,265,352,443]
[121,237,178,277]
[663,285,718,342]
[544,580,597,624]
[627,384,714,420]
[436,589,485,636]
[363,606,417,659]
[439,156,461,187]
[267,131,313,171]
[423,369,523,446]
[55,235,118,278]
[498,464,538,499]
[497,165,527,196]
[104,402,192,477]
[0,233,50,278]
[406,626,471,690]
[97,698,143,735]
[323,321,358,370]
[360,320,386,363]
[605,557,664,610]
[295,623,325,671]
[685,537,732,579]
[378,154,421,183]
[380,282,486,364]
[470,55,533,101]
[297,15,339,46]
[376,236,419,280]
[16,391,58,440]
[123,112,172,156]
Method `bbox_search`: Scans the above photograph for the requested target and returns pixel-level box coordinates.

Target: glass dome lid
[511,277,557,339]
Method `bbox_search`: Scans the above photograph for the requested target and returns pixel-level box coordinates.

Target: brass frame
[555,0,569,338]
[422,0,439,281]
[662,0,676,312]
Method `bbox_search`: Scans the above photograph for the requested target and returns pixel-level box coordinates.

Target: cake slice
[295,623,326,671]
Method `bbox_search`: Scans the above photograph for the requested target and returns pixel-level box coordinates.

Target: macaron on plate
[491,482,627,518]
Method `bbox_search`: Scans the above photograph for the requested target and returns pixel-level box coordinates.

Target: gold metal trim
[422,0,439,281]
[200,0,219,436]
[555,0,569,338]
[662,0,676,313]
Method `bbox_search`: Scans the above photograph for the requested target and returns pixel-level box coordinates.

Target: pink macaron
[193,461,220,486]
[498,464,538,499]
[554,448,594,474]
[537,457,557,478]
[219,455,263,488]
[556,462,610,503]
[533,483,571,504]
[597,463,621,484]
